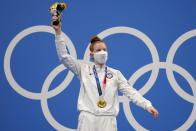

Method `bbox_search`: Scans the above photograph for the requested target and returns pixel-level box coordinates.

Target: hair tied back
[90,36,102,44]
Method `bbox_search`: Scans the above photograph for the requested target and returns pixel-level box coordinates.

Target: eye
[97,49,101,52]
[103,49,106,51]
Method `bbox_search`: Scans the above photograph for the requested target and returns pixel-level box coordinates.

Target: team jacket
[55,34,152,116]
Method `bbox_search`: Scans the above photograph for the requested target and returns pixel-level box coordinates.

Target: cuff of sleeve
[55,34,63,41]
[145,102,153,110]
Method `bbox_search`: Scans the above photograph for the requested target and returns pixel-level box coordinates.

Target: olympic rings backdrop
[1,0,196,130]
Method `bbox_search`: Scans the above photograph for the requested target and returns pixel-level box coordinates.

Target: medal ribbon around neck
[93,65,107,97]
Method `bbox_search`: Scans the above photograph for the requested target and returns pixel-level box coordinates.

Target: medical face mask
[94,50,108,64]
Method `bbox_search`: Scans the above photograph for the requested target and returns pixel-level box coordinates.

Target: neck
[94,61,105,68]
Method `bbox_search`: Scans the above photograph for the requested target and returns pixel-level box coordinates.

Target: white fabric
[77,111,117,131]
[55,34,152,117]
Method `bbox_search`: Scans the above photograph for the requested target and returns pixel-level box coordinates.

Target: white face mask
[94,50,108,64]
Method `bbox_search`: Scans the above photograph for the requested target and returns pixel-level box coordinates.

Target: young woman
[51,16,159,131]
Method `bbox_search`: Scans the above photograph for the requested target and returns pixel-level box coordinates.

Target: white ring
[4,25,76,100]
[166,29,196,103]
[40,64,76,131]
[120,62,196,130]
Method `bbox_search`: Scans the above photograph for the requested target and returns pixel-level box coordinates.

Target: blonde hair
[89,36,107,52]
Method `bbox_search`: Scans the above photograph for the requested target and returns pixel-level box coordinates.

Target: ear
[90,52,94,59]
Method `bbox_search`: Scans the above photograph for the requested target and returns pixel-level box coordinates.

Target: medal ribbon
[93,65,107,96]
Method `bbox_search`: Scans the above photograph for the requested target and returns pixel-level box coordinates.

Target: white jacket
[55,35,152,116]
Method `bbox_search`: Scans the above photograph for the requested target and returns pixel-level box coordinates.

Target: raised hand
[51,15,61,35]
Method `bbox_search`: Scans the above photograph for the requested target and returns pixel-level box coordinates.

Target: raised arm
[51,16,81,78]
[117,71,159,119]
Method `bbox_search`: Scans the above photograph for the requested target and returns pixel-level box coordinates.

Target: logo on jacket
[106,72,113,79]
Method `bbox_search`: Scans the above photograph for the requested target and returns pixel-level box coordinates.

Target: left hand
[147,106,159,120]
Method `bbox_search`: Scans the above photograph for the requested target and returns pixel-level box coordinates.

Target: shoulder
[107,66,118,72]
[78,60,95,75]
[106,66,121,78]
[78,60,93,67]
[107,66,127,80]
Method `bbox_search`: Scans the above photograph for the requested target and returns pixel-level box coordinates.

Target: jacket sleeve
[55,34,81,79]
[117,70,152,110]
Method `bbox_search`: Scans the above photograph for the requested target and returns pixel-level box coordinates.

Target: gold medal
[97,99,107,108]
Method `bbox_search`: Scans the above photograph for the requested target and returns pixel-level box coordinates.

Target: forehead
[93,42,107,50]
